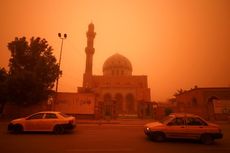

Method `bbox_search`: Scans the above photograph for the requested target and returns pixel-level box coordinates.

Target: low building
[153,101,177,120]
[175,87,230,120]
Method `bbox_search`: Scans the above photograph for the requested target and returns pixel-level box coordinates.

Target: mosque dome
[103,53,132,76]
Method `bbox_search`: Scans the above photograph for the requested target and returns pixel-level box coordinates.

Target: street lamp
[55,33,67,95]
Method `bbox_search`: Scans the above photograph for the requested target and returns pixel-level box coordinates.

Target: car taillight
[69,120,73,124]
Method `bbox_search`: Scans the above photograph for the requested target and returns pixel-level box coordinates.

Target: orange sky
[0,0,230,102]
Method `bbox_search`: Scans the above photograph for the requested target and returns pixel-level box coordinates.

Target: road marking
[77,124,144,127]
[66,148,134,152]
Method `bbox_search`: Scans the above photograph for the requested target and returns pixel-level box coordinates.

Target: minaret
[83,23,96,88]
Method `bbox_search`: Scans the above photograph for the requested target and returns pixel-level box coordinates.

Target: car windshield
[160,115,174,124]
[59,112,70,118]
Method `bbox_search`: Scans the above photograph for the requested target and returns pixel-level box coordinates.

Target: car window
[45,113,58,119]
[186,117,207,126]
[160,115,174,124]
[59,112,70,118]
[27,113,44,120]
[168,117,185,126]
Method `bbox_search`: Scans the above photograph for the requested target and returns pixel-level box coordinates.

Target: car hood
[11,118,26,123]
[145,121,163,128]
[68,116,75,120]
[208,122,220,128]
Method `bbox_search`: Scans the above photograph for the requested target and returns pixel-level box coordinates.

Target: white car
[144,113,223,144]
[8,111,76,134]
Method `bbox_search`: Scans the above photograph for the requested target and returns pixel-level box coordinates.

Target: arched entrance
[103,93,112,117]
[125,93,135,114]
[115,93,123,114]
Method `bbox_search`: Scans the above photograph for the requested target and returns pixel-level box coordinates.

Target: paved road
[0,122,230,153]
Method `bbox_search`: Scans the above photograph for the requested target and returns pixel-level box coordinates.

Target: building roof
[174,87,230,96]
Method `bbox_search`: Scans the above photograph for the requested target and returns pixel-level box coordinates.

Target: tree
[0,67,8,114]
[7,37,60,106]
[174,88,185,96]
[164,107,173,116]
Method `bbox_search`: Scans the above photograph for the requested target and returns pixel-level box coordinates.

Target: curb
[76,119,155,125]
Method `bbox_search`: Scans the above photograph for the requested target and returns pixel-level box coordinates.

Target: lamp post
[55,33,67,103]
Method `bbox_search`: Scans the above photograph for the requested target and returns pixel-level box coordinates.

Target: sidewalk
[76,119,155,125]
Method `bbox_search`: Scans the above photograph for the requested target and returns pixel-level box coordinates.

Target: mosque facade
[55,23,153,119]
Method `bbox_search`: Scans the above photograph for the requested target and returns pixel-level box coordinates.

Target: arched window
[208,96,219,102]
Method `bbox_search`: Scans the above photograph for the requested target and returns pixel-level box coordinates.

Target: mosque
[54,23,153,119]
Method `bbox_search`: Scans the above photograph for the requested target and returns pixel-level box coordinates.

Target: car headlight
[146,127,150,131]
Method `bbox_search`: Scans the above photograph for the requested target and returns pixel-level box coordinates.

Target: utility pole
[53,33,67,109]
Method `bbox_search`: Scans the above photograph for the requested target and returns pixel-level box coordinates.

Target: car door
[185,117,208,139]
[43,113,59,131]
[24,113,45,131]
[164,117,187,139]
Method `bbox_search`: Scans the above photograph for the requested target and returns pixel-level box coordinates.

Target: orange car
[8,111,76,134]
[144,113,223,144]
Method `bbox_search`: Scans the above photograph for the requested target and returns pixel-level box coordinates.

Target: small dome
[103,53,132,76]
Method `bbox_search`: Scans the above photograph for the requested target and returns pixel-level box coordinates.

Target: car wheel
[13,124,23,134]
[53,125,65,134]
[154,132,165,142]
[148,135,155,141]
[200,134,214,145]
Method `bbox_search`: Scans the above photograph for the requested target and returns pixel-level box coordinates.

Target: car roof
[34,111,61,114]
[169,113,201,118]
